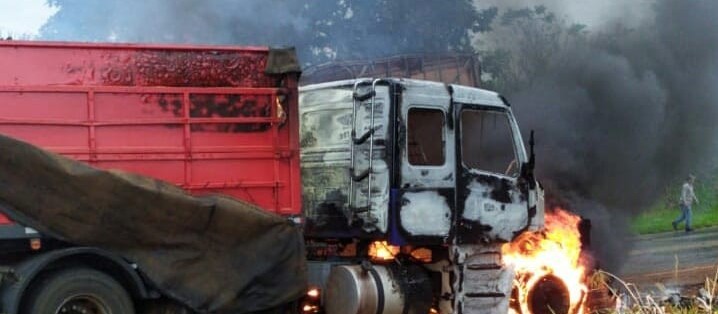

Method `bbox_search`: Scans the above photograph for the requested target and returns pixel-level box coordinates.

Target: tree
[303,0,497,63]
[477,5,587,92]
[40,0,306,46]
[40,0,497,65]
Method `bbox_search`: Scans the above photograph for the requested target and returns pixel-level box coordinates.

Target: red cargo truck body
[0,41,301,216]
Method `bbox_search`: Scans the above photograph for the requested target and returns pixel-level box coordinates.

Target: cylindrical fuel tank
[324,264,404,314]
[324,263,433,314]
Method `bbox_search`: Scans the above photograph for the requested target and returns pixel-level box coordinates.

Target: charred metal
[299,78,544,313]
[299,78,540,242]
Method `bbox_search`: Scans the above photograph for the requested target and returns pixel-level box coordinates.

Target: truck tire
[22,268,135,314]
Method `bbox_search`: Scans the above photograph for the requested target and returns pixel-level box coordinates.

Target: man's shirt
[681,182,696,206]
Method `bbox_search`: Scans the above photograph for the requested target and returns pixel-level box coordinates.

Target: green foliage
[477,5,588,93]
[632,176,718,234]
[305,0,495,63]
[500,5,555,26]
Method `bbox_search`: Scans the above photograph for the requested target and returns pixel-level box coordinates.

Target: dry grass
[589,266,718,314]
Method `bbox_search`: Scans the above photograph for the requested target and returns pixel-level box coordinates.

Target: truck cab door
[396,82,455,243]
[455,102,534,244]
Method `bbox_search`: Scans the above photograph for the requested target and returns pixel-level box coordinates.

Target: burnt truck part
[323,262,432,314]
[300,78,545,313]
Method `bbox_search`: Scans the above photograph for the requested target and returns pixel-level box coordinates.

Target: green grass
[632,179,718,234]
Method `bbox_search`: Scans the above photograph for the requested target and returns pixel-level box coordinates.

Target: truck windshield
[461,109,518,177]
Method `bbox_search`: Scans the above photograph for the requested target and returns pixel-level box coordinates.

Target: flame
[503,208,588,314]
[368,241,399,261]
[301,287,321,313]
[306,288,320,299]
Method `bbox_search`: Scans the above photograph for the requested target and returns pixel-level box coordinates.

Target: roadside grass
[632,178,718,234]
[589,266,718,314]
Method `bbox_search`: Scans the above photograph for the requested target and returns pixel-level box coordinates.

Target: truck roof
[300,78,507,109]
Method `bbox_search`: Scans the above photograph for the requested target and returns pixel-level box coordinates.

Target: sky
[0,0,657,39]
[0,0,57,37]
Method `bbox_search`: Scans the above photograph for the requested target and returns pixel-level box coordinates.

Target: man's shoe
[672,222,678,231]
[686,228,694,232]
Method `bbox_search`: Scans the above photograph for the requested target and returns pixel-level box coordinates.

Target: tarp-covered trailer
[0,40,305,314]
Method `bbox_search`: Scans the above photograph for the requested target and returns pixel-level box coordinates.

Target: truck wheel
[23,268,135,314]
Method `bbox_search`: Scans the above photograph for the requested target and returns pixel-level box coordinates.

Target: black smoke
[485,1,718,270]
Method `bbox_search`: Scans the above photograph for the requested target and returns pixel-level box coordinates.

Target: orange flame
[368,241,400,261]
[503,208,588,314]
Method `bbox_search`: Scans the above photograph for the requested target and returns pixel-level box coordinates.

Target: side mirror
[520,130,536,188]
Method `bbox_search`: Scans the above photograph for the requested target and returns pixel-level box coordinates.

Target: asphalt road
[618,227,718,287]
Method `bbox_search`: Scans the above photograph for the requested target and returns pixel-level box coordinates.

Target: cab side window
[407,108,445,166]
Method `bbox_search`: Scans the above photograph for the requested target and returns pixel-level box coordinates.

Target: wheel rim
[55,294,111,314]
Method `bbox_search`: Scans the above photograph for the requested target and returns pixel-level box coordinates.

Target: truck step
[454,248,513,314]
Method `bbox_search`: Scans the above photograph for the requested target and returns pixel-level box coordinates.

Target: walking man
[673,175,699,232]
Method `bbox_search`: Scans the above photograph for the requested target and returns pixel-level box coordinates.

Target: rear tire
[23,268,135,314]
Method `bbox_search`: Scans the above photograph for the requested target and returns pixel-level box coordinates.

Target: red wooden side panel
[0,41,301,216]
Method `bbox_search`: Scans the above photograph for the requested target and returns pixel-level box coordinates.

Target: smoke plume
[482,0,718,270]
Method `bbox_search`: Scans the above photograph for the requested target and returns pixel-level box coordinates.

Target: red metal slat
[0,117,279,126]
[0,40,270,53]
[0,86,282,95]
[42,146,289,155]
[271,94,280,211]
[69,153,282,162]
[0,43,275,88]
[184,181,285,190]
[183,92,192,189]
[87,91,97,163]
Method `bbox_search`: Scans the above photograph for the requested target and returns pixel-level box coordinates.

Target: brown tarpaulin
[0,134,307,313]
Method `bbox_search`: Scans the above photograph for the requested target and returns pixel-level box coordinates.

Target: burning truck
[0,40,589,314]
